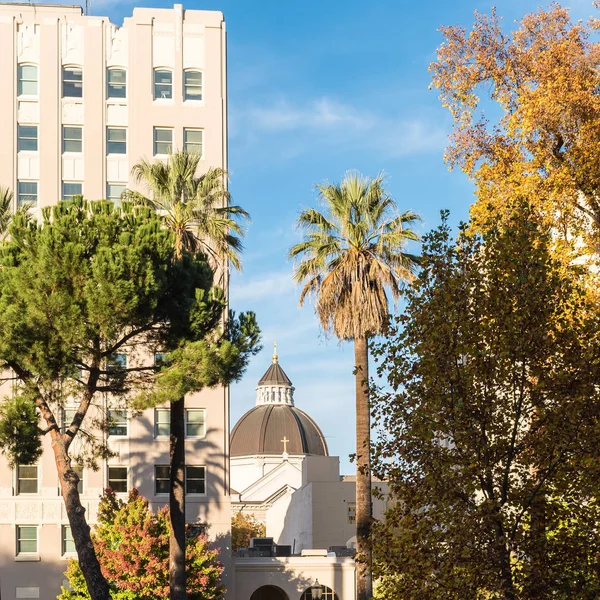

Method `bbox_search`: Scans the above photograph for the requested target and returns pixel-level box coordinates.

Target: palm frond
[290,172,422,339]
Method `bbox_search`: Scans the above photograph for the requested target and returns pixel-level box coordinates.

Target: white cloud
[231,95,449,161]
[231,271,295,303]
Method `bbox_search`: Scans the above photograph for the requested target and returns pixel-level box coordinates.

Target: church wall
[269,483,313,552]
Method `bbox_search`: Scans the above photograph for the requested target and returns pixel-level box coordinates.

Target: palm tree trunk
[169,396,186,599]
[354,336,373,600]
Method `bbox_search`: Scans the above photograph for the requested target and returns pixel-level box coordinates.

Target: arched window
[183,69,203,101]
[154,69,172,99]
[299,585,339,600]
[62,66,83,98]
[17,64,38,96]
[107,67,126,99]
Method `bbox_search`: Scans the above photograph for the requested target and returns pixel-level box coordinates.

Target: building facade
[0,4,231,599]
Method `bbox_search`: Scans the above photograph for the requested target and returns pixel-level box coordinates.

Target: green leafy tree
[0,199,260,600]
[371,205,600,600]
[59,489,225,600]
[127,150,252,600]
[289,171,421,600]
[231,511,266,552]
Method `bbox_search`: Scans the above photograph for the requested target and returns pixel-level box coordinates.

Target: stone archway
[250,584,290,600]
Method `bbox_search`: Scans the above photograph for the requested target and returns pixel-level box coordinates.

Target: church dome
[231,345,328,457]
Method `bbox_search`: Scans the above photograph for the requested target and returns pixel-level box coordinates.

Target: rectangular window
[107,353,127,379]
[16,526,37,555]
[107,68,126,99]
[154,69,172,99]
[108,466,128,493]
[155,408,170,437]
[61,407,77,432]
[184,70,203,101]
[62,525,76,555]
[153,128,173,156]
[185,466,206,495]
[18,64,38,96]
[347,502,356,524]
[107,184,125,205]
[17,465,38,495]
[155,465,170,495]
[154,352,168,368]
[107,127,126,155]
[62,126,82,153]
[17,181,38,209]
[62,182,82,201]
[183,129,203,156]
[108,409,128,436]
[185,409,205,438]
[17,125,38,152]
[63,66,83,98]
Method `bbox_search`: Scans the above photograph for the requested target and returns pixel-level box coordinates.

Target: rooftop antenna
[85,0,91,16]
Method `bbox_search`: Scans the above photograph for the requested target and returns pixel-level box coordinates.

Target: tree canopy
[430,3,600,251]
[371,205,600,600]
[0,199,260,600]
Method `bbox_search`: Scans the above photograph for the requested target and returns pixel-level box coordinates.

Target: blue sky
[60,0,599,472]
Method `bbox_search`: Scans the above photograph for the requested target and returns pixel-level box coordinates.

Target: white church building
[229,349,389,600]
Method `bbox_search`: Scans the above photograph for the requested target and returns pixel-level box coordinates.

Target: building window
[300,586,339,600]
[108,409,128,436]
[108,466,128,493]
[17,181,38,209]
[62,525,76,555]
[185,409,205,438]
[347,502,356,524]
[154,352,169,368]
[107,127,126,154]
[17,125,38,152]
[61,407,77,433]
[107,68,126,99]
[153,128,173,156]
[17,465,38,495]
[62,126,82,153]
[155,465,170,495]
[18,64,38,96]
[62,182,82,201]
[62,66,83,98]
[16,526,38,555]
[183,70,203,101]
[153,69,172,99]
[155,408,170,437]
[183,129,203,156]
[107,184,125,205]
[107,353,127,379]
[185,466,205,495]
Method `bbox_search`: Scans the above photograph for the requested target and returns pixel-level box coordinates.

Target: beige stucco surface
[0,4,231,599]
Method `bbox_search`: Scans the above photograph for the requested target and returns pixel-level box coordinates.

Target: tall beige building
[0,4,231,599]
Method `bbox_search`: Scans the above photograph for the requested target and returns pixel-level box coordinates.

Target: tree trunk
[170,396,186,599]
[492,509,516,600]
[354,336,373,600]
[54,437,111,600]
[529,489,548,599]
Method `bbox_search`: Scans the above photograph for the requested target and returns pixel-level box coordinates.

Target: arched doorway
[250,585,290,600]
[299,585,339,600]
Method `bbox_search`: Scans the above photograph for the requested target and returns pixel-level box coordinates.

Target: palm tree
[127,151,248,269]
[0,186,13,239]
[127,151,248,600]
[289,172,421,600]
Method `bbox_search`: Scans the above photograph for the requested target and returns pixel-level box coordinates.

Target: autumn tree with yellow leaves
[430,2,600,252]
